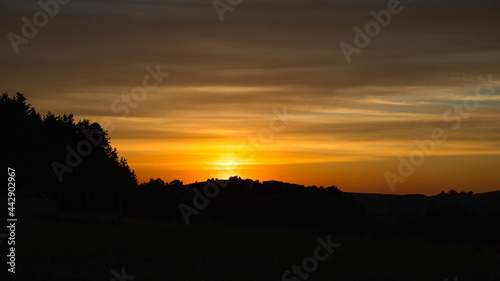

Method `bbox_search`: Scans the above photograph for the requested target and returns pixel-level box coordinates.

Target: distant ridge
[186,178,500,223]
[346,190,500,222]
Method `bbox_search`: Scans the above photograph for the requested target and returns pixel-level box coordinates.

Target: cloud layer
[2,0,500,194]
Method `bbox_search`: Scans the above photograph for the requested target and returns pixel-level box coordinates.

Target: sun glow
[210,154,247,171]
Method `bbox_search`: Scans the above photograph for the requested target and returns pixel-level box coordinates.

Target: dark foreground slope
[14,207,500,281]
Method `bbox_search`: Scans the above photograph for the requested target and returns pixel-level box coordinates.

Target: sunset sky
[2,0,500,195]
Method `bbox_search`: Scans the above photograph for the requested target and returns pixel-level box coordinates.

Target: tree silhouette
[1,93,137,212]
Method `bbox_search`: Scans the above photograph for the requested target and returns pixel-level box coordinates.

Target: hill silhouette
[2,92,500,245]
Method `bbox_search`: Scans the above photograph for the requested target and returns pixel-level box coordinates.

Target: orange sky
[2,0,500,195]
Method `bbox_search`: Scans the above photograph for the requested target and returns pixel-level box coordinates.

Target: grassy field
[11,212,500,281]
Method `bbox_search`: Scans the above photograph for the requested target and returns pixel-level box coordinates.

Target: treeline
[391,190,500,244]
[1,93,137,212]
[133,177,373,233]
[2,93,499,245]
[1,93,372,233]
